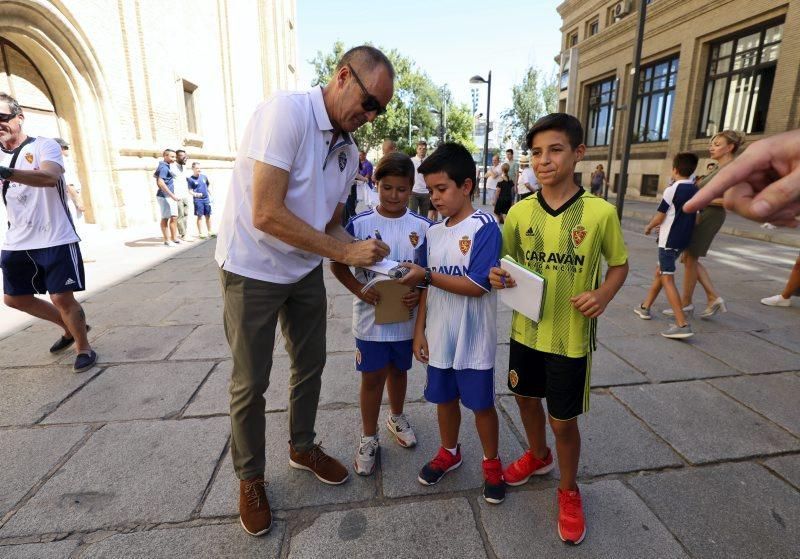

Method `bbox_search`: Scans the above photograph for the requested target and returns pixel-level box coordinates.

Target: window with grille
[698,20,783,137]
[634,56,678,143]
[586,77,615,147]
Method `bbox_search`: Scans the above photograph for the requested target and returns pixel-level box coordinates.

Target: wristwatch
[0,166,12,180]
[422,267,433,287]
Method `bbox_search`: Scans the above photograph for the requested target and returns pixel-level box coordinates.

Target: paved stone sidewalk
[0,225,798,558]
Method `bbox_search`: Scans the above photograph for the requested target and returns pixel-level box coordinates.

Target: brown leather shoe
[239,477,272,536]
[289,442,349,485]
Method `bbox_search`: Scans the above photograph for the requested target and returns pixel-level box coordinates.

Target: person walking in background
[667,130,744,320]
[187,162,214,239]
[55,138,94,262]
[0,92,97,373]
[761,252,799,307]
[635,152,700,339]
[485,153,501,204]
[154,149,180,246]
[172,149,194,241]
[505,149,518,195]
[589,164,606,197]
[516,155,538,201]
[382,138,397,156]
[493,163,513,224]
[409,140,430,215]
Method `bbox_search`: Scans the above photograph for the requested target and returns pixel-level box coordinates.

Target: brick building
[556,0,800,198]
[0,0,297,229]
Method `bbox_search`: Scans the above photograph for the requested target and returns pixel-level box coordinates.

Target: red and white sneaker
[557,487,586,545]
[418,445,462,486]
[503,447,554,486]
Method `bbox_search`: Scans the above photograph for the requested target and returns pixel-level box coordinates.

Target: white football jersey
[346,209,431,341]
[425,210,501,370]
[1,137,79,251]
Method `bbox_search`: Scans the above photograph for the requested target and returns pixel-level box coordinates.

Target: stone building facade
[0,0,297,228]
[556,0,800,197]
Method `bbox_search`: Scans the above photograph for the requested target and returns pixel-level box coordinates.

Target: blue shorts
[194,200,211,217]
[1,242,85,296]
[657,247,682,275]
[424,366,495,411]
[355,339,413,373]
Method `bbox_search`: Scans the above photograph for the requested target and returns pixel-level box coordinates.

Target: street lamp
[429,108,444,144]
[470,71,492,205]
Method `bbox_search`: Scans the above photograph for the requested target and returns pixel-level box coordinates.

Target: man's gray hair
[0,92,22,115]
[336,46,395,81]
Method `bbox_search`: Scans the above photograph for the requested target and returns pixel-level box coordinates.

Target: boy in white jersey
[399,143,505,505]
[331,153,431,476]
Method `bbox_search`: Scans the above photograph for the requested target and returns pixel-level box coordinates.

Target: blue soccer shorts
[424,365,495,411]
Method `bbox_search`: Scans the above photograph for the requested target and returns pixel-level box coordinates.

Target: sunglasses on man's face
[347,64,387,116]
[0,112,19,123]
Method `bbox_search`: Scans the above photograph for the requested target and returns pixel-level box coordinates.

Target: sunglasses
[347,64,386,116]
[0,111,19,123]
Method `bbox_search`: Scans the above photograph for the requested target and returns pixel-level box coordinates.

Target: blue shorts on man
[1,242,85,296]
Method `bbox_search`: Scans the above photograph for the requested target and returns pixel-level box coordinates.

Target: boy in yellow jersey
[489,113,628,545]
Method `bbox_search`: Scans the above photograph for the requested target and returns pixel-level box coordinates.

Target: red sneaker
[557,487,586,545]
[417,445,462,486]
[503,447,554,486]
[482,457,506,504]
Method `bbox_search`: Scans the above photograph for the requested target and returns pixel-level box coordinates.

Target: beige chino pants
[219,265,327,480]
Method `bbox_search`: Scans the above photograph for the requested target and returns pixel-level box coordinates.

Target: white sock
[361,434,377,442]
[445,446,458,455]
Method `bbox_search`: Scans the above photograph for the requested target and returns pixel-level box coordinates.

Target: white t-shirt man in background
[0,92,97,373]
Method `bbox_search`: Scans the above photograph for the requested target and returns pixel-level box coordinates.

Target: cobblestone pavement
[0,221,798,558]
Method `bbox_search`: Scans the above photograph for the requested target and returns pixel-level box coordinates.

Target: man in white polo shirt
[216,45,393,537]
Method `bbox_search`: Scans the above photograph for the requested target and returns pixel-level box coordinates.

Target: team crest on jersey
[24,152,34,164]
[571,225,587,248]
[459,235,471,255]
[509,369,519,388]
[409,231,419,247]
[355,348,362,365]
[338,151,347,172]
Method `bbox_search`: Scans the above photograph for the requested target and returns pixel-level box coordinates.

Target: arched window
[0,38,61,138]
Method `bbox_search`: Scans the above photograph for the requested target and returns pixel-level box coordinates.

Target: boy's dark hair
[526,113,584,150]
[672,152,699,177]
[374,152,415,184]
[417,142,477,199]
[506,148,513,155]
[416,140,427,147]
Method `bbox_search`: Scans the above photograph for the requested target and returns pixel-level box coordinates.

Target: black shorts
[1,242,85,296]
[507,339,591,420]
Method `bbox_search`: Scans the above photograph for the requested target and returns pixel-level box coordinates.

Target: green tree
[502,65,559,148]
[307,43,475,153]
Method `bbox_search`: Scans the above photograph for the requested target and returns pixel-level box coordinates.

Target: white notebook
[499,256,546,322]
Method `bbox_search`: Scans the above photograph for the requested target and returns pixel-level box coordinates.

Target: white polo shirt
[215,86,357,283]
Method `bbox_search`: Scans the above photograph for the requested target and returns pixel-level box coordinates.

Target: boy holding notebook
[489,114,628,544]
[331,152,432,476]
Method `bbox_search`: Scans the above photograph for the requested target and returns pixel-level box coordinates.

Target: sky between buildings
[297,0,563,118]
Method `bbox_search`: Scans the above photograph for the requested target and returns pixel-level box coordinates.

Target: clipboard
[499,256,546,322]
[373,280,414,324]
